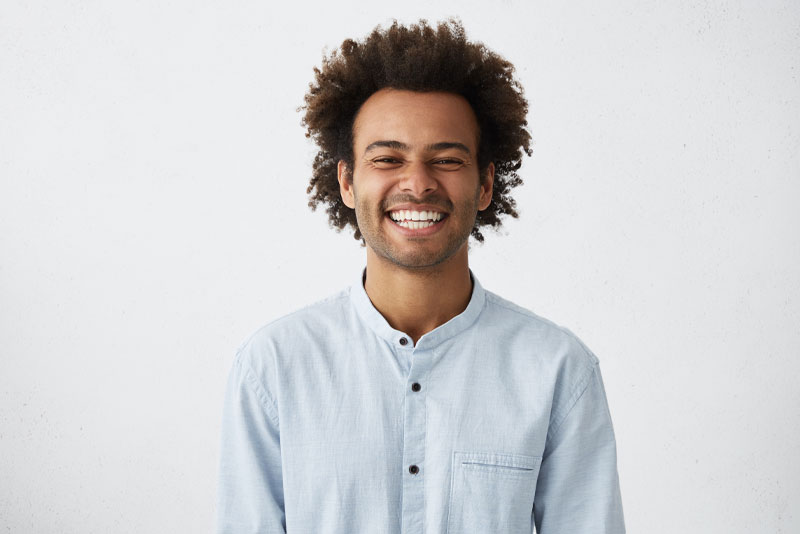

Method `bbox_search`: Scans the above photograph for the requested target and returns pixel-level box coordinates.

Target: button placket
[400,348,429,532]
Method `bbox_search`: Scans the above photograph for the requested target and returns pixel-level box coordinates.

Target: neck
[363,245,473,344]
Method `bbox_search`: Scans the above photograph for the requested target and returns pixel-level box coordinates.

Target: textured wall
[1,0,798,532]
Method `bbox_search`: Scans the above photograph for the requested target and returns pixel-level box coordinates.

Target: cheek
[446,181,479,205]
[352,190,384,223]
[354,180,391,211]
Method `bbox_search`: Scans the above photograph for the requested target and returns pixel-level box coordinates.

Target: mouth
[385,209,449,235]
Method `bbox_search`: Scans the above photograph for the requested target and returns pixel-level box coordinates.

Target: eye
[432,158,465,167]
[371,156,402,167]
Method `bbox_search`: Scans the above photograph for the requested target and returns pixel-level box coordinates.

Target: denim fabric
[217,268,625,533]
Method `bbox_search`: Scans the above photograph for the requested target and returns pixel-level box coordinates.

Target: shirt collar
[349,266,487,351]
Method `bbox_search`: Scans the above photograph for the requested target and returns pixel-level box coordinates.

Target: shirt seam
[235,352,280,428]
[546,360,598,441]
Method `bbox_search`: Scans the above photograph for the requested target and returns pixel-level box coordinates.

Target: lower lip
[385,214,448,237]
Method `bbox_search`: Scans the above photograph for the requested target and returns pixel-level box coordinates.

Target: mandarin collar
[349,266,486,351]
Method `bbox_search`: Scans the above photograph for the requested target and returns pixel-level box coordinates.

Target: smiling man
[217,19,625,534]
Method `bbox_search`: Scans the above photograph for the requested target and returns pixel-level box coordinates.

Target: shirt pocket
[446,451,541,534]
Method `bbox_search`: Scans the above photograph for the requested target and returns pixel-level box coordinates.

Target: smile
[386,209,448,234]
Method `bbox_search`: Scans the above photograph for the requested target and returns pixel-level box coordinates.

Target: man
[217,19,625,534]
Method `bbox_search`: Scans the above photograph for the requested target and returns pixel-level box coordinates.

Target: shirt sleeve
[216,352,286,534]
[532,361,626,533]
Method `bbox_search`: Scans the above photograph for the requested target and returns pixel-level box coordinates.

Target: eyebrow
[363,140,472,156]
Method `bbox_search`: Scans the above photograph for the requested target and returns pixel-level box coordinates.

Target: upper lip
[385,204,449,214]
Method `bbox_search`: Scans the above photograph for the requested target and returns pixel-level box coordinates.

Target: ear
[337,160,355,209]
[477,162,495,211]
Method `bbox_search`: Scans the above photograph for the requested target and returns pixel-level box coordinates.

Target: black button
[409,464,419,475]
[399,337,408,346]
[411,382,421,392]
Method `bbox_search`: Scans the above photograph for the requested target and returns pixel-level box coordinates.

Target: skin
[337,88,495,344]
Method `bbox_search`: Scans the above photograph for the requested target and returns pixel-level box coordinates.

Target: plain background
[1,0,798,532]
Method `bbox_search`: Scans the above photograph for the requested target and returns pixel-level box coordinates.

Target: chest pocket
[446,451,541,534]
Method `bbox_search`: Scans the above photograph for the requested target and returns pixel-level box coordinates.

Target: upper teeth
[389,210,444,222]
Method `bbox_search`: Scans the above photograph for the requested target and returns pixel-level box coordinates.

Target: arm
[533,362,625,533]
[216,354,286,533]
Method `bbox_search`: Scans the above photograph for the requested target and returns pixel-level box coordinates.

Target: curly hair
[300,18,532,243]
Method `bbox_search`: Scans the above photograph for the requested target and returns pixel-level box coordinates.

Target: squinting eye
[372,157,400,165]
[435,159,463,165]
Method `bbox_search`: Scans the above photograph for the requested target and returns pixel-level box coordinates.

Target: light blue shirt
[217,268,625,533]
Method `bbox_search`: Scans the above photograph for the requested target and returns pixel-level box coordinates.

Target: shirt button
[409,464,419,475]
[411,382,421,392]
[399,337,408,346]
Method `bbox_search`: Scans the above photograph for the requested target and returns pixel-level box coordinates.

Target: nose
[398,161,438,196]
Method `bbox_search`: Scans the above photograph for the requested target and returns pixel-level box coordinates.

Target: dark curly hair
[300,18,532,243]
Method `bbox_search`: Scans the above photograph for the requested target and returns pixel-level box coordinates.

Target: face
[337,88,494,270]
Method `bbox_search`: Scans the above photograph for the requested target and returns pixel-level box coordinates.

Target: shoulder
[248,287,350,342]
[232,286,351,378]
[481,288,603,430]
[481,289,599,370]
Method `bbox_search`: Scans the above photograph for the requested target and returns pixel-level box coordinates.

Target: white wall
[1,0,798,532]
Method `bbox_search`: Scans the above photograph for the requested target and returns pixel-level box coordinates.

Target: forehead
[352,88,479,152]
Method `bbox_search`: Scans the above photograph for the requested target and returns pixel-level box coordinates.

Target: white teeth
[388,210,444,222]
[395,220,435,229]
